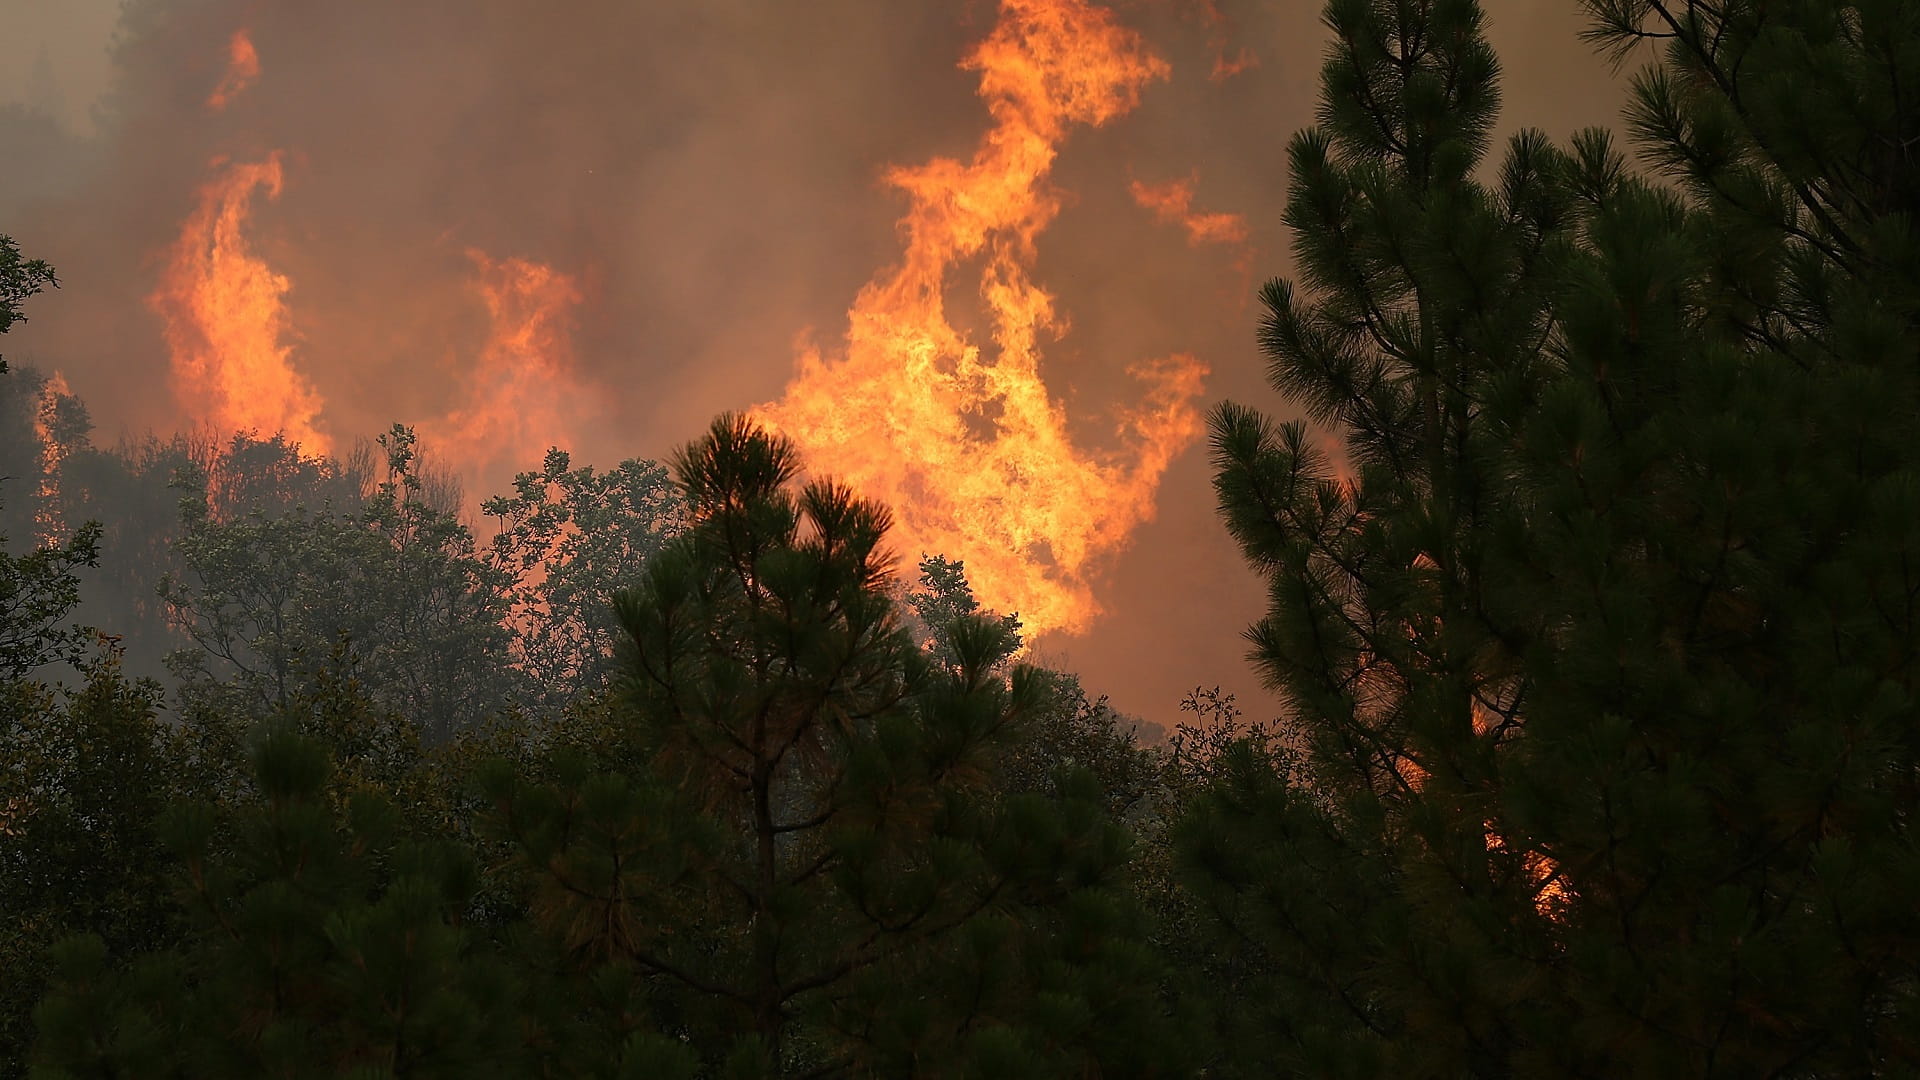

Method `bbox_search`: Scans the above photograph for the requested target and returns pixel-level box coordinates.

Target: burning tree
[1180,0,1920,1075]
[0,242,98,682]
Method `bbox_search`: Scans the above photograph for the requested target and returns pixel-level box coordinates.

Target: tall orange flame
[206,29,260,111]
[151,153,331,454]
[756,0,1208,638]
[31,371,73,546]
[422,251,587,486]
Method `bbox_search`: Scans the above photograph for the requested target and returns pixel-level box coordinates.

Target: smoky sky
[0,0,1626,725]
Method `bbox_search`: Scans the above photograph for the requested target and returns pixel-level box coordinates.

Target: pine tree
[30,728,522,1078]
[904,554,1157,818]
[1182,0,1920,1075]
[482,416,1177,1076]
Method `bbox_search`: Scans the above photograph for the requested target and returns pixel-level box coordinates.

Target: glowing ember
[1484,819,1572,920]
[1475,695,1568,918]
[150,153,331,454]
[1187,0,1258,82]
[31,371,73,546]
[206,30,260,111]
[756,0,1208,638]
[422,251,588,484]
[1129,174,1250,248]
[1211,51,1257,82]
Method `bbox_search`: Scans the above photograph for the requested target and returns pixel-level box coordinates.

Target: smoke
[0,0,1626,723]
[204,30,259,112]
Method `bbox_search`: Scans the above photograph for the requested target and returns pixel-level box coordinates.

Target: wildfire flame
[1129,173,1250,249]
[32,371,73,546]
[422,251,588,487]
[151,152,332,455]
[755,0,1208,638]
[206,30,260,111]
[1185,0,1257,82]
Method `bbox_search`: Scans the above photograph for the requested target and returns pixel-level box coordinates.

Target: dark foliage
[1183,0,1920,1075]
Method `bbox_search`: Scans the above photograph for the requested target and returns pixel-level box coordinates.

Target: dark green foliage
[0,234,56,365]
[0,519,98,681]
[904,554,1024,663]
[483,416,1178,1076]
[906,555,1158,819]
[1186,0,1920,1075]
[11,414,1184,1078]
[0,646,181,1078]
[30,730,520,1079]
[993,668,1160,820]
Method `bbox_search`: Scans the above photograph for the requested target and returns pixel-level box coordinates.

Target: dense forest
[4,0,1918,1075]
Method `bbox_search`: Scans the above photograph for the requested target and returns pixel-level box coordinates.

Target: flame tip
[765,0,1206,639]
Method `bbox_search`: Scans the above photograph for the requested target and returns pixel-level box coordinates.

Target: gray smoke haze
[0,0,1625,724]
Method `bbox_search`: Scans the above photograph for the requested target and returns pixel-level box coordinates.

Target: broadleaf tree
[483,447,684,708]
[162,426,526,738]
[0,241,96,681]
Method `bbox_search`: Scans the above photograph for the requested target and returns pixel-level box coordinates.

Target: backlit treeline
[144,0,1250,643]
[148,29,593,512]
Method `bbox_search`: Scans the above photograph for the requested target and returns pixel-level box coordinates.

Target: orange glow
[1211,49,1257,82]
[1129,174,1250,248]
[1474,695,1568,917]
[1484,820,1571,920]
[1321,432,1357,498]
[1393,687,1570,919]
[1186,0,1258,82]
[151,153,331,454]
[1525,850,1572,918]
[206,30,260,111]
[422,251,587,485]
[31,371,72,546]
[755,0,1207,638]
